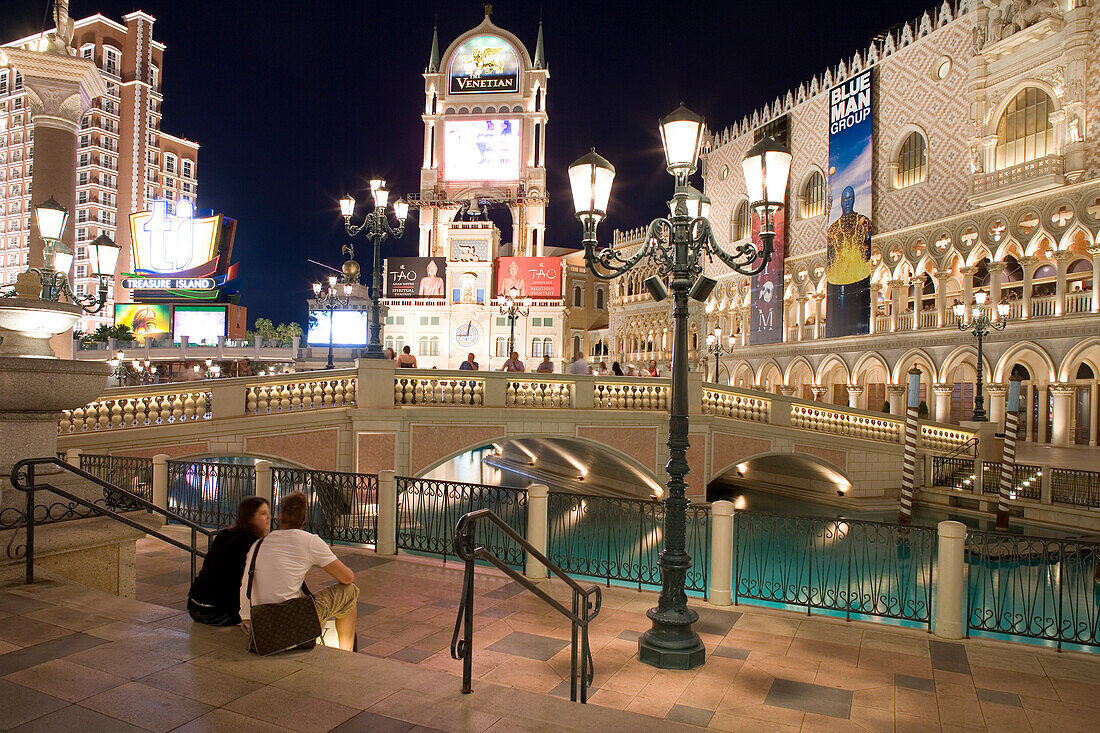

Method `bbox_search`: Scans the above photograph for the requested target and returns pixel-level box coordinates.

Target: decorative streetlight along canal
[27,197,120,311]
[312,276,352,370]
[340,181,409,359]
[705,327,735,383]
[500,286,531,358]
[568,105,790,669]
[952,291,1010,422]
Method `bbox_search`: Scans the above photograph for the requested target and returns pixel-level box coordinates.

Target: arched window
[385,336,393,351]
[495,336,507,356]
[573,285,583,307]
[418,336,430,356]
[572,335,581,358]
[595,288,605,310]
[429,337,440,356]
[800,172,825,218]
[995,88,1054,170]
[531,337,542,357]
[543,338,553,357]
[896,132,927,188]
[731,201,750,241]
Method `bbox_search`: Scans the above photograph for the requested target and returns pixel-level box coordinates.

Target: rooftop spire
[534,17,545,69]
[427,22,440,73]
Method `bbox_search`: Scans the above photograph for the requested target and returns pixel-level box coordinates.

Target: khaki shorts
[241,583,360,637]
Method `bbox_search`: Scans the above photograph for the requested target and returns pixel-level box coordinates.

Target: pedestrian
[502,351,525,372]
[459,352,479,370]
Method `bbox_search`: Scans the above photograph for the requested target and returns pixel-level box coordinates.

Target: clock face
[455,321,480,347]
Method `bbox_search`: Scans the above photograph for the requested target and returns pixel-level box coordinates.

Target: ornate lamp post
[107,350,126,386]
[312,276,352,370]
[953,291,1009,421]
[340,180,409,358]
[705,327,735,383]
[569,106,790,669]
[499,286,532,357]
[5,197,121,312]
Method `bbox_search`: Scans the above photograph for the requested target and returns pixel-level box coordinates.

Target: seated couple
[186,492,359,651]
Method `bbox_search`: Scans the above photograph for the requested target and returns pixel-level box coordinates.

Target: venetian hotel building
[0,12,198,334]
[611,0,1100,446]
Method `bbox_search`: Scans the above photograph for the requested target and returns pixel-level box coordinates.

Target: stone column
[986,383,1007,427]
[911,277,923,330]
[795,296,807,341]
[1090,382,1098,446]
[811,385,827,402]
[376,469,397,555]
[960,266,977,312]
[846,385,864,410]
[782,298,792,342]
[934,520,967,640]
[887,384,906,417]
[869,284,882,334]
[988,262,1004,312]
[5,49,106,270]
[152,454,169,508]
[933,384,954,424]
[934,272,951,327]
[254,460,273,505]
[778,385,796,397]
[1053,250,1074,317]
[812,294,825,340]
[525,483,549,580]
[1024,383,1035,442]
[708,500,734,606]
[889,279,905,332]
[1019,256,1037,320]
[1036,383,1048,443]
[1089,247,1100,313]
[1050,383,1075,447]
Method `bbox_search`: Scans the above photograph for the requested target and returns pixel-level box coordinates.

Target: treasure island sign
[448,35,520,94]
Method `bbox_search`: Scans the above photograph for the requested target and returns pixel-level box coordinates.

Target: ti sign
[126,199,238,299]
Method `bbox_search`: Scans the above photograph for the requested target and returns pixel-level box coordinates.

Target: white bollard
[254,460,273,505]
[708,500,735,606]
[376,470,397,556]
[934,520,967,639]
[525,484,549,580]
[64,448,82,468]
[152,454,169,509]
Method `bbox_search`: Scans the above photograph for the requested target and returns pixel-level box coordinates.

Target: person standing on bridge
[502,351,525,372]
[397,345,417,368]
[459,353,479,370]
[536,354,554,373]
[187,497,269,626]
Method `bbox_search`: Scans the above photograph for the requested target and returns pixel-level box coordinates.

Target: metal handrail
[9,457,217,585]
[941,436,978,460]
[450,508,602,703]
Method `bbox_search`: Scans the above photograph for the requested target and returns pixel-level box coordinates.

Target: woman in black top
[611,361,624,376]
[187,497,270,625]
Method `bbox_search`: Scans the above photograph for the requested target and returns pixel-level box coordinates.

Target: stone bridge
[54,362,974,503]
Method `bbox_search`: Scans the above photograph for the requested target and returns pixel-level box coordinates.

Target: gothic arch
[1057,337,1100,382]
[994,341,1057,383]
[891,348,938,383]
[939,345,993,384]
[815,354,851,385]
[852,351,891,385]
[783,355,815,385]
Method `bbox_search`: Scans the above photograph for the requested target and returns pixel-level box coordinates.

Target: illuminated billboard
[385,258,447,298]
[173,306,227,345]
[126,199,239,300]
[495,257,561,299]
[114,303,171,342]
[307,309,369,347]
[444,119,520,181]
[447,35,519,94]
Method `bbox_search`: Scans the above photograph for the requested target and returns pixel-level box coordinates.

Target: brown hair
[231,496,269,536]
[278,491,309,529]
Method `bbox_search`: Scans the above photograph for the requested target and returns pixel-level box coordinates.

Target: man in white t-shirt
[569,352,590,375]
[240,492,359,651]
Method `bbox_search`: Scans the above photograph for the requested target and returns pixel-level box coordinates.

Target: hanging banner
[495,257,561,299]
[384,257,447,298]
[825,69,873,339]
[749,208,785,345]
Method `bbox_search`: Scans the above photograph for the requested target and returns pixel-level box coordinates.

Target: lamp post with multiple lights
[953,291,1010,422]
[500,286,532,358]
[312,276,352,370]
[25,198,120,311]
[340,181,409,359]
[107,350,126,386]
[705,327,735,383]
[568,105,790,669]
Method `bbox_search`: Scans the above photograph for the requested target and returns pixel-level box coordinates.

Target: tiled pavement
[0,540,1096,732]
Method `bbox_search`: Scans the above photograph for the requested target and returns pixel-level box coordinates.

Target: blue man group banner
[749,208,785,345]
[825,69,873,339]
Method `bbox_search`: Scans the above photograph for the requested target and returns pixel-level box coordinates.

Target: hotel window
[76,246,86,260]
[418,337,430,356]
[800,171,826,218]
[429,337,440,356]
[0,71,7,95]
[495,336,507,357]
[80,44,94,61]
[995,87,1054,170]
[531,337,542,357]
[103,47,120,76]
[731,201,750,242]
[595,288,605,310]
[896,132,927,188]
[543,338,553,358]
[182,160,193,178]
[164,154,175,173]
[573,285,583,307]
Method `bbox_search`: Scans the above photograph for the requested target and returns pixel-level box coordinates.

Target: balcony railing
[972,155,1064,195]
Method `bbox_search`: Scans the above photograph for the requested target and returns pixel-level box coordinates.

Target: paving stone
[328,710,417,732]
[696,610,742,636]
[487,631,569,662]
[341,554,391,572]
[929,640,971,674]
[478,606,514,619]
[138,662,263,707]
[429,598,460,609]
[616,630,642,642]
[80,681,213,733]
[390,647,434,664]
[0,633,107,676]
[0,678,67,729]
[549,679,599,699]
[485,582,525,600]
[764,677,854,719]
[666,704,715,727]
[172,708,296,733]
[977,687,1023,707]
[357,602,383,615]
[0,615,73,647]
[8,703,147,733]
[224,684,359,733]
[3,658,128,702]
[894,673,936,692]
[712,645,750,660]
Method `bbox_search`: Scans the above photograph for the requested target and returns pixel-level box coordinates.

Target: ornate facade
[610,0,1100,446]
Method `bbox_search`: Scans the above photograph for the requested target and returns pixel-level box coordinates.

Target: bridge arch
[708,449,854,502]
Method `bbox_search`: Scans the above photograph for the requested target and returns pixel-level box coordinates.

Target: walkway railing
[965,531,1100,649]
[930,458,1096,507]
[273,467,377,544]
[166,460,256,529]
[80,454,153,509]
[732,511,936,627]
[1051,469,1100,508]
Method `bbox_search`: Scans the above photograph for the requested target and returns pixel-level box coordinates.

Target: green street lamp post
[500,286,531,358]
[953,291,1009,422]
[569,105,790,669]
[340,181,409,359]
[312,276,352,370]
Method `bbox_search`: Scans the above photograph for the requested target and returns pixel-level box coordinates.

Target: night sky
[2,0,936,328]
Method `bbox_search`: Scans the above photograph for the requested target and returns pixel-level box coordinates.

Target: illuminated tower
[415,10,547,259]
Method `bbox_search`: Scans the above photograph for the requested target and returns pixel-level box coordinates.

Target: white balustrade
[394,375,484,405]
[918,310,938,328]
[245,377,357,414]
[58,390,212,433]
[790,404,902,443]
[919,424,975,453]
[506,379,574,408]
[1031,295,1055,317]
[593,380,669,410]
[1065,290,1092,314]
[702,387,770,423]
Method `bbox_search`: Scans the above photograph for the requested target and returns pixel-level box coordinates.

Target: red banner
[495,257,561,299]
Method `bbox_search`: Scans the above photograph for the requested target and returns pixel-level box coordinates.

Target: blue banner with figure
[825,70,873,338]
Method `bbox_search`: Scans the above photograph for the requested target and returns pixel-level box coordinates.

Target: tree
[247,318,303,345]
[81,323,134,344]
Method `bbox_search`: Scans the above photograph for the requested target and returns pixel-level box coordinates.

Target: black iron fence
[931,456,975,490]
[965,530,1100,648]
[1051,468,1100,508]
[80,454,153,510]
[546,492,709,594]
[732,511,937,627]
[395,476,528,567]
[166,460,256,529]
[273,467,377,544]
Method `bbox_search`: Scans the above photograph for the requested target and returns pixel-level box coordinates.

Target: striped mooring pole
[996,377,1022,530]
[899,367,922,525]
